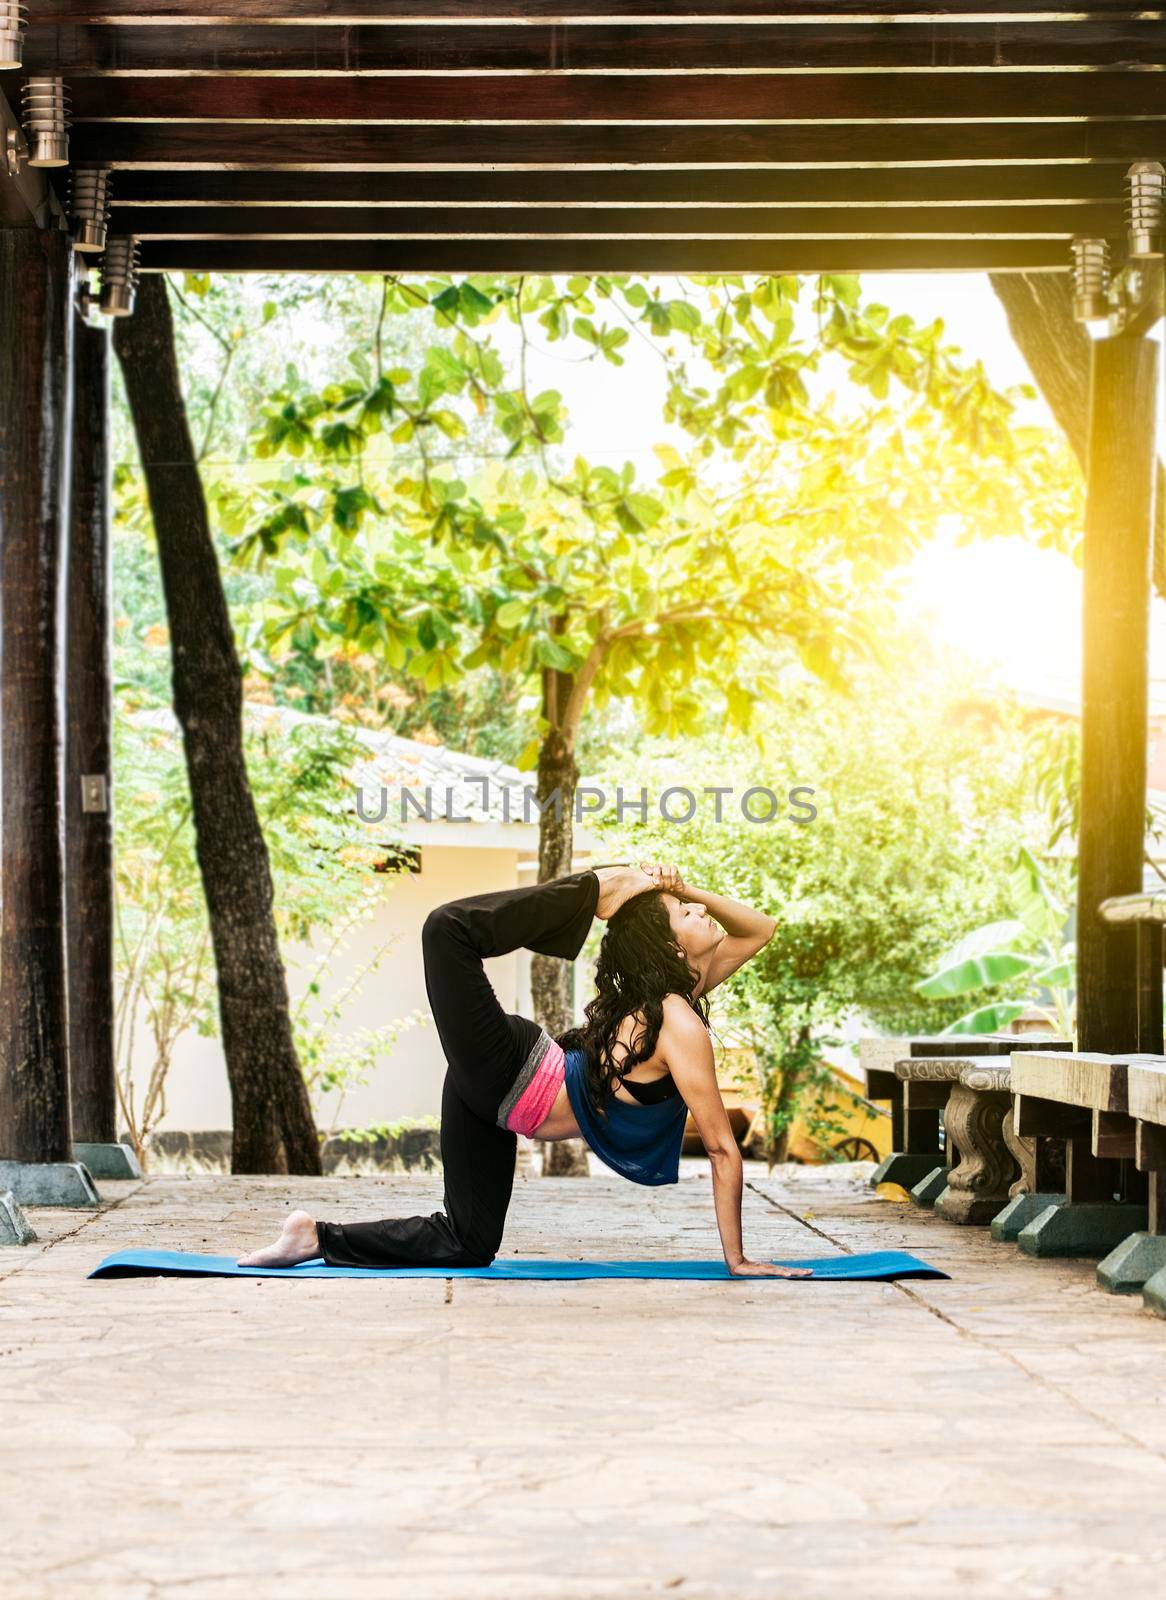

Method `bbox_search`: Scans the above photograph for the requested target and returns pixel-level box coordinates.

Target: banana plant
[914,847,1075,1037]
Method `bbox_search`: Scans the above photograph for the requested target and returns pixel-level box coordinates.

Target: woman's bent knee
[455,1222,502,1268]
[422,902,459,949]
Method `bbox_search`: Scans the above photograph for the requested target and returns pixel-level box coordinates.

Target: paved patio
[5,1160,1166,1600]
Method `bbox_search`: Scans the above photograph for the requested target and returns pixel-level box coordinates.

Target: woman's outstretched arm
[661,996,810,1279]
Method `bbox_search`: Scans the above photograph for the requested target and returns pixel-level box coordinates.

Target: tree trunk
[769,1123,792,1167]
[0,228,74,1164]
[533,666,589,1176]
[530,711,579,1037]
[764,1025,814,1168]
[989,271,1166,597]
[113,277,321,1176]
[66,316,118,1146]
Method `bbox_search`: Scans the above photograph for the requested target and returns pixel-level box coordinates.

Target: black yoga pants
[316,869,600,1268]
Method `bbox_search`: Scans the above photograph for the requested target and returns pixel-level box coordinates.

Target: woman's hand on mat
[728,1258,814,1279]
[638,861,688,896]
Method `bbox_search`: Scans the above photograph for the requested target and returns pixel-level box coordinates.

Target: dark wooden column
[66,316,117,1146]
[1077,319,1162,1053]
[0,227,75,1162]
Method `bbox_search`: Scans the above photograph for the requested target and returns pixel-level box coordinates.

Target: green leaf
[941,1001,1030,1035]
[1009,844,1065,942]
[622,493,664,531]
[938,919,1026,968]
[431,285,461,319]
[493,599,527,630]
[425,347,466,387]
[1026,959,1075,990]
[362,376,395,419]
[461,283,495,318]
[666,300,701,334]
[534,636,577,671]
[915,950,1039,999]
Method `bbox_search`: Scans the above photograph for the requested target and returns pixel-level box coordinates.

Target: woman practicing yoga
[240,863,812,1278]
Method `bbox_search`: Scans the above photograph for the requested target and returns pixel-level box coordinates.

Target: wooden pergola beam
[33,1,1166,21]
[136,236,1072,270]
[26,18,1166,75]
[112,201,1122,238]
[106,165,1131,206]
[62,70,1166,122]
[25,17,1166,75]
[71,121,1166,167]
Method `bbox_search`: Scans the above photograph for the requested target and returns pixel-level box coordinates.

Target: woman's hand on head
[638,860,688,896]
[728,1259,814,1279]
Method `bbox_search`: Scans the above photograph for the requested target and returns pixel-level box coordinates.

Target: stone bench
[941,1060,1029,1227]
[1090,890,1166,1305]
[890,1056,1033,1225]
[860,1035,918,1184]
[1005,1051,1159,1260]
[887,1053,962,1204]
[863,1035,1071,1198]
[1097,1057,1166,1303]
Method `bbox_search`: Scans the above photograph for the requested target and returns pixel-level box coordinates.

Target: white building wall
[125,844,521,1136]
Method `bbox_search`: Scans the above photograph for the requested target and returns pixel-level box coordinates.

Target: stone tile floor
[4,1159,1166,1600]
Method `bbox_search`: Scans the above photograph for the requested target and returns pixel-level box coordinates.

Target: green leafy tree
[914,846,1075,1037]
[220,271,1076,1037]
[583,653,1038,1158]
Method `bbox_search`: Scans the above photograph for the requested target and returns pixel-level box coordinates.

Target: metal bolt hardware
[98,235,140,317]
[80,775,108,815]
[1071,236,1111,326]
[1126,159,1165,260]
[22,76,70,168]
[0,1,27,71]
[71,168,113,254]
[4,123,27,177]
[75,272,100,321]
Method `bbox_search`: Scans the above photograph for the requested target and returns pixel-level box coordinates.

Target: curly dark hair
[558,888,710,1113]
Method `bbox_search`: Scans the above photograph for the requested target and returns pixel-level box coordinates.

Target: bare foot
[594,865,655,920]
[237,1208,320,1268]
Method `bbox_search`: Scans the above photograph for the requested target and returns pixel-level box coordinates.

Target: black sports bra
[617,1072,680,1105]
[554,1032,682,1106]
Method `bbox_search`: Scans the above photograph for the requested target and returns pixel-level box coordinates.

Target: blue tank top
[563,1047,687,1186]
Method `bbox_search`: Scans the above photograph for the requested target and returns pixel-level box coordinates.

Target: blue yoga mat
[89,1248,947,1282]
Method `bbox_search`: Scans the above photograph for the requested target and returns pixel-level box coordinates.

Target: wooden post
[1076,322,1162,1053]
[66,315,117,1147]
[0,227,75,1163]
[1136,922,1165,1054]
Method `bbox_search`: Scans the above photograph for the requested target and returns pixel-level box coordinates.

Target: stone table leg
[991,1106,1067,1242]
[934,1085,1018,1225]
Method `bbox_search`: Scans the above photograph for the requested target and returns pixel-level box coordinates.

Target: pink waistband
[505,1039,566,1137]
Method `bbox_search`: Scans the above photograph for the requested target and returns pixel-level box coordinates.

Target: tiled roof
[131,702,536,830]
